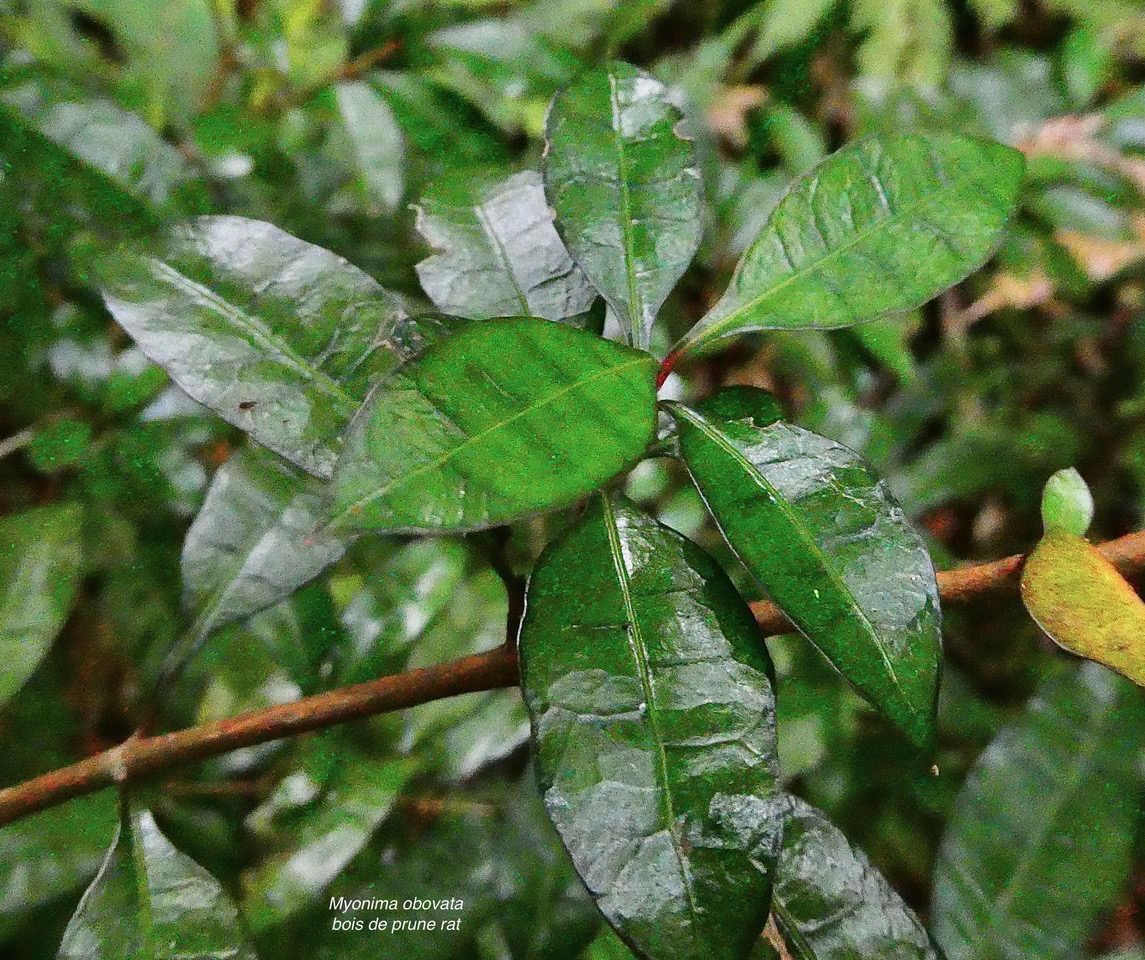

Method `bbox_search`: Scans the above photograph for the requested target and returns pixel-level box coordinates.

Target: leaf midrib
[145,259,360,417]
[682,139,988,351]
[601,495,699,915]
[335,354,653,524]
[673,404,907,703]
[608,70,644,349]
[473,196,534,317]
[961,717,1106,959]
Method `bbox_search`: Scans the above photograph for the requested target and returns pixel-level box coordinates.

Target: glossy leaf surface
[675,134,1024,355]
[97,216,414,477]
[329,318,658,533]
[520,493,782,960]
[544,61,702,349]
[182,447,349,644]
[759,797,940,960]
[933,664,1145,960]
[1021,530,1145,688]
[0,504,83,708]
[58,804,258,959]
[669,387,941,748]
[415,169,596,321]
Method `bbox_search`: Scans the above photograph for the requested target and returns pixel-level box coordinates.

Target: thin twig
[2,530,1145,829]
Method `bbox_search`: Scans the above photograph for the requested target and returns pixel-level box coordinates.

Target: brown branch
[3,529,1145,830]
[0,645,517,828]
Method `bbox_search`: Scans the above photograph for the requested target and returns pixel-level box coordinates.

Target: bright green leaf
[674,134,1024,356]
[1021,530,1145,688]
[415,169,596,322]
[329,318,658,534]
[932,663,1145,960]
[668,387,942,748]
[96,216,417,478]
[58,803,258,959]
[544,61,702,349]
[0,504,83,708]
[520,493,783,960]
[759,796,940,959]
[1040,467,1093,536]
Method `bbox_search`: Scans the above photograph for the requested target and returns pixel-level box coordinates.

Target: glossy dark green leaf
[668,387,941,748]
[415,169,597,322]
[0,504,83,708]
[674,134,1024,356]
[96,216,416,478]
[544,61,702,349]
[520,493,783,960]
[757,796,940,960]
[932,663,1145,960]
[58,803,258,959]
[182,447,349,645]
[328,318,658,534]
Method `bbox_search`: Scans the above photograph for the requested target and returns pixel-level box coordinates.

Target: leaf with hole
[520,492,783,960]
[1021,530,1145,688]
[0,504,83,709]
[96,215,419,478]
[58,804,258,960]
[328,317,658,534]
[544,61,702,349]
[674,134,1024,356]
[932,663,1145,960]
[415,169,597,322]
[668,387,942,748]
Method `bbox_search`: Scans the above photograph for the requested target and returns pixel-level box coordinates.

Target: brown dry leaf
[947,270,1053,332]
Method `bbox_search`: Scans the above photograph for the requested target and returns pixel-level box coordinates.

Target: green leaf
[544,61,702,349]
[182,446,350,645]
[334,81,404,215]
[1021,530,1145,688]
[0,795,117,940]
[760,796,940,960]
[668,387,942,748]
[674,134,1025,356]
[97,216,415,478]
[0,74,203,218]
[0,504,83,708]
[520,493,782,960]
[1039,467,1093,536]
[244,740,420,929]
[932,663,1145,960]
[328,318,658,534]
[414,169,597,322]
[58,803,258,959]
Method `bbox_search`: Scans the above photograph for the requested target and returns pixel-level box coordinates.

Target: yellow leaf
[1021,530,1145,688]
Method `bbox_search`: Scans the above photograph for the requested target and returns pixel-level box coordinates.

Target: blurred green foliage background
[1,0,1145,957]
